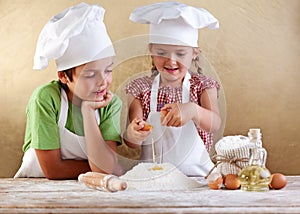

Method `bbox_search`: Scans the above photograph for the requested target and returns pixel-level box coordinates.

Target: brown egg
[207,172,223,190]
[224,174,241,190]
[269,173,287,190]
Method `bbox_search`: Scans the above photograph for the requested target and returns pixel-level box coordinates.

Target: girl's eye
[176,52,186,57]
[105,69,112,74]
[156,52,166,56]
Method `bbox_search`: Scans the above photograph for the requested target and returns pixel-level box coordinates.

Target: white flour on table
[120,162,202,191]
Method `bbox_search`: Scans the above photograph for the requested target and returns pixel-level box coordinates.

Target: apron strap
[58,89,68,127]
[58,88,100,127]
[182,72,191,103]
[150,72,191,112]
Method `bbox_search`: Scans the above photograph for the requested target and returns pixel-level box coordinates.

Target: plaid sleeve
[190,74,220,101]
[125,76,152,100]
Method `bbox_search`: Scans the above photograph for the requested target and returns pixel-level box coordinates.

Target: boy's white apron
[14,89,100,178]
[140,73,214,176]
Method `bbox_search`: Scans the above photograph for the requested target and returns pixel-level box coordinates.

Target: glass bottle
[248,128,267,166]
[238,128,271,191]
[248,128,262,148]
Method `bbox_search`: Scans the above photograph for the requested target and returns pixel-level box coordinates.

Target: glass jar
[248,128,267,166]
[238,130,271,191]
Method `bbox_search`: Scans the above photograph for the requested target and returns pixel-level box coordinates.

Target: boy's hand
[81,91,114,110]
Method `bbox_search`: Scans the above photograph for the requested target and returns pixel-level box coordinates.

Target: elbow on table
[43,172,65,180]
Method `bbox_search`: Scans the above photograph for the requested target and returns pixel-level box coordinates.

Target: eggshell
[140,124,153,131]
[207,172,223,190]
[269,173,287,190]
[224,174,240,190]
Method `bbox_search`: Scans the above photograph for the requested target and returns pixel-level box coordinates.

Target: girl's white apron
[14,89,99,178]
[140,73,214,176]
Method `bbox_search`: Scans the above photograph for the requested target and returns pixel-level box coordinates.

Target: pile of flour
[120,162,202,191]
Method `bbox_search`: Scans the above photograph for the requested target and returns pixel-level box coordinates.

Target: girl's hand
[81,91,114,111]
[160,103,196,127]
[125,118,152,147]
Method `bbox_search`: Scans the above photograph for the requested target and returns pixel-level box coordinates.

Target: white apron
[14,89,100,178]
[140,73,214,176]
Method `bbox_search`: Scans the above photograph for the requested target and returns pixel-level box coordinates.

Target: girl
[14,3,122,179]
[124,2,221,176]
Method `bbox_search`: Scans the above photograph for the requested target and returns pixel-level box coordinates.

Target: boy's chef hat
[130,2,219,47]
[33,2,115,71]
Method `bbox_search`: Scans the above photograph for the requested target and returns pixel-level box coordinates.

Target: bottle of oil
[238,129,271,191]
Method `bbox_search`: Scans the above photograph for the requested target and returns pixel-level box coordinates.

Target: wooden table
[0,176,299,213]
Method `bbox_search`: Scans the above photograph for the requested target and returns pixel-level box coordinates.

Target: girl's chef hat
[130,2,219,47]
[33,2,115,71]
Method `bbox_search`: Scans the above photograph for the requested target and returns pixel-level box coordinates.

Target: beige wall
[0,0,299,177]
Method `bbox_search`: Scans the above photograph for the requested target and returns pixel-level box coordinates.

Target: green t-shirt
[23,80,122,152]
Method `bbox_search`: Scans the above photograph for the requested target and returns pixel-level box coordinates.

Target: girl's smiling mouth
[164,67,179,73]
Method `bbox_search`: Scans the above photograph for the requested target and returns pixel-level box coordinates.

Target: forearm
[125,97,146,149]
[82,107,117,174]
[47,159,90,180]
[36,149,90,180]
[123,130,141,149]
[192,103,221,133]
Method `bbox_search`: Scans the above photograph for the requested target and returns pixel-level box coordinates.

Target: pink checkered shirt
[125,73,220,152]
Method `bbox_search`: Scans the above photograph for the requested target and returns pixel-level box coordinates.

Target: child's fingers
[170,119,181,127]
[131,118,149,131]
[132,118,153,132]
[160,106,171,124]
[165,114,176,126]
[140,123,152,131]
[161,108,183,127]
[92,92,114,108]
[160,104,172,112]
[161,107,175,126]
[102,91,113,103]
[106,90,113,97]
[133,118,143,125]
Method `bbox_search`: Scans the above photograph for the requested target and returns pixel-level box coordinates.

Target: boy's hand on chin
[82,91,114,110]
[97,90,114,108]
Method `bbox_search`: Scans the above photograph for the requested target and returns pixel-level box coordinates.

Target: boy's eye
[105,69,113,74]
[82,71,95,78]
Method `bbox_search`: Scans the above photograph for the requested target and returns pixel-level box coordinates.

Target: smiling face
[149,44,199,87]
[59,57,114,106]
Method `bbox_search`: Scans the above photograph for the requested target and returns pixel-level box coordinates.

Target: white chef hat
[129,2,219,47]
[33,2,115,71]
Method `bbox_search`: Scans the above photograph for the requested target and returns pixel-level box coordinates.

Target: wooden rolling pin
[78,172,127,192]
